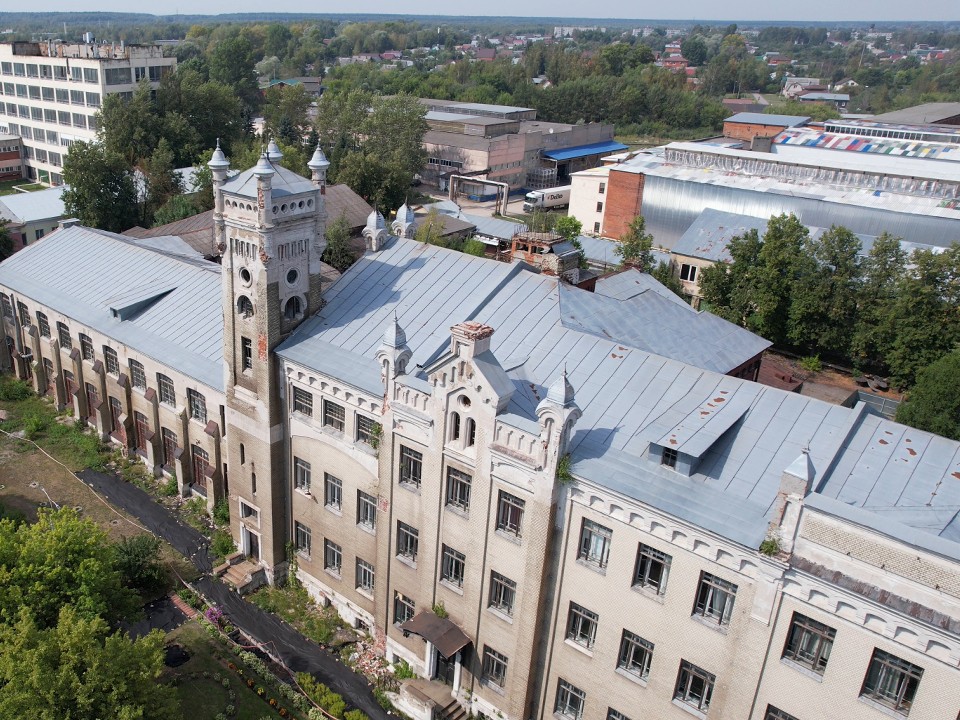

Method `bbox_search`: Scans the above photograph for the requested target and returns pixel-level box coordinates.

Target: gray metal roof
[724,112,809,127]
[0,225,224,391]
[276,237,960,556]
[672,209,770,262]
[871,102,960,125]
[221,160,316,199]
[0,186,66,224]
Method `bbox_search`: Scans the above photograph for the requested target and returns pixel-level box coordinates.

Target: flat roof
[725,112,809,127]
[0,186,65,224]
[544,140,629,161]
[871,102,960,125]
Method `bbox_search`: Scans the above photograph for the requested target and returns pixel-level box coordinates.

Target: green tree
[0,219,12,261]
[651,261,685,297]
[698,229,764,326]
[208,31,261,115]
[153,194,201,227]
[141,138,182,227]
[615,215,654,271]
[751,214,808,344]
[896,350,960,440]
[414,207,446,246]
[322,214,356,272]
[0,508,139,628]
[554,215,586,268]
[463,237,487,257]
[97,81,159,166]
[264,84,313,146]
[113,535,166,594]
[681,36,708,66]
[788,225,862,355]
[851,233,907,371]
[62,142,139,233]
[0,606,179,720]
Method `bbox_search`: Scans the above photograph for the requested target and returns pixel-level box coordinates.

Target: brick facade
[601,169,645,240]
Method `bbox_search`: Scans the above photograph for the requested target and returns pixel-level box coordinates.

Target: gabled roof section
[0,186,66,224]
[656,379,758,458]
[221,160,316,198]
[0,225,223,390]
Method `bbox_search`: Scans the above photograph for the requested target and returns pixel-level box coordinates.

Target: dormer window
[661,447,678,469]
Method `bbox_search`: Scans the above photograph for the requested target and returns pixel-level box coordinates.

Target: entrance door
[434,649,455,686]
[243,526,260,561]
[191,445,209,494]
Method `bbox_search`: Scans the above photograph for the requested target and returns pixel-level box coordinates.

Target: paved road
[79,469,390,720]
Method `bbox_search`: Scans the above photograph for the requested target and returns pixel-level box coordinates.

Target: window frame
[496,490,525,538]
[323,399,345,432]
[37,312,50,337]
[103,346,120,375]
[482,646,508,689]
[323,538,342,575]
[79,333,94,361]
[356,414,378,445]
[294,457,312,493]
[56,321,72,349]
[157,374,176,407]
[661,446,678,468]
[764,707,799,720]
[489,571,517,616]
[445,467,472,512]
[129,359,147,390]
[294,521,312,557]
[394,591,415,625]
[577,519,612,570]
[693,572,738,627]
[440,544,466,588]
[357,490,377,531]
[241,337,253,371]
[783,612,836,675]
[860,648,923,716]
[293,386,313,416]
[633,542,672,595]
[187,388,207,424]
[324,473,343,511]
[356,558,375,594]
[554,679,586,720]
[399,445,423,489]
[566,602,599,649]
[618,630,654,680]
[674,660,715,714]
[396,521,419,563]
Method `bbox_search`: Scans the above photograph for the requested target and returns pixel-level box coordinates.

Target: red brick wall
[723,121,786,142]
[602,169,644,239]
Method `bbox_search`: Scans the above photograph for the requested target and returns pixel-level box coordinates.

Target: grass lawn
[167,621,309,720]
[0,179,45,196]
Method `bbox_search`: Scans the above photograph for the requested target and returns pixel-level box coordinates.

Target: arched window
[237,295,254,318]
[239,443,245,465]
[283,296,302,320]
[450,411,461,441]
[466,418,476,447]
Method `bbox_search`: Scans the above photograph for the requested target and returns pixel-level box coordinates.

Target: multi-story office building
[0,148,958,720]
[0,40,176,185]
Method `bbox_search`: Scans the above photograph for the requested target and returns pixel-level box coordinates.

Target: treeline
[699,214,960,389]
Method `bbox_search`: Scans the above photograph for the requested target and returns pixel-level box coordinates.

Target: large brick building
[1,149,959,720]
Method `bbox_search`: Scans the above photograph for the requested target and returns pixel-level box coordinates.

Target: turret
[363,207,388,252]
[536,367,582,472]
[391,201,416,239]
[208,140,231,256]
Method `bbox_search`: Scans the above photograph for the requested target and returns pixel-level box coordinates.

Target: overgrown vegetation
[249,584,347,646]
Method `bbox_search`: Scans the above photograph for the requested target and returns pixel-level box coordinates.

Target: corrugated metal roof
[0,186,66,224]
[725,112,809,127]
[0,226,224,390]
[275,236,960,554]
[221,160,316,198]
[672,209,769,262]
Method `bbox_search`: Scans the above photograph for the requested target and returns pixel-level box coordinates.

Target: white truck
[522,185,572,212]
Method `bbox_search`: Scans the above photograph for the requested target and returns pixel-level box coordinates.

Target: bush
[394,659,416,680]
[114,534,166,592]
[0,378,34,401]
[161,475,179,496]
[345,710,370,720]
[213,498,231,525]
[373,689,394,712]
[177,587,201,608]
[799,355,823,372]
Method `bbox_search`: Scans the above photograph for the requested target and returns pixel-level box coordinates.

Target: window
[191,446,209,491]
[577,519,612,570]
[633,543,671,595]
[356,558,375,593]
[765,707,799,720]
[57,321,72,349]
[554,679,585,720]
[596,201,603,213]
[356,414,378,445]
[441,545,466,588]
[134,411,149,452]
[239,500,258,521]
[293,387,313,416]
[324,538,342,575]
[17,301,29,326]
[323,400,345,432]
[661,447,678,468]
[488,571,516,615]
[450,411,461,441]
[82,68,98,83]
[399,446,422,488]
[357,490,377,530]
[675,660,715,713]
[161,427,177,467]
[237,295,254,318]
[607,711,630,720]
[324,473,342,511]
[295,521,312,557]
[599,182,606,194]
[37,312,50,337]
[283,296,302,320]
[241,337,253,371]
[79,333,94,360]
[783,613,835,675]
[187,389,207,424]
[693,573,737,626]
[445,467,472,511]
[496,491,525,537]
[594,221,601,233]
[567,603,599,649]
[861,649,923,716]
[482,646,508,688]
[109,396,122,434]
[680,264,698,283]
[103,346,119,375]
[104,67,131,85]
[618,630,654,680]
[129,360,146,389]
[294,457,311,493]
[397,521,419,562]
[394,591,415,625]
[157,374,175,406]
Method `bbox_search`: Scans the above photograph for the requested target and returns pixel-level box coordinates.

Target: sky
[19,1,960,23]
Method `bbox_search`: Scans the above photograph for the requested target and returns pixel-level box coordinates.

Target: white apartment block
[568,165,609,235]
[0,40,176,185]
[1,149,959,720]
